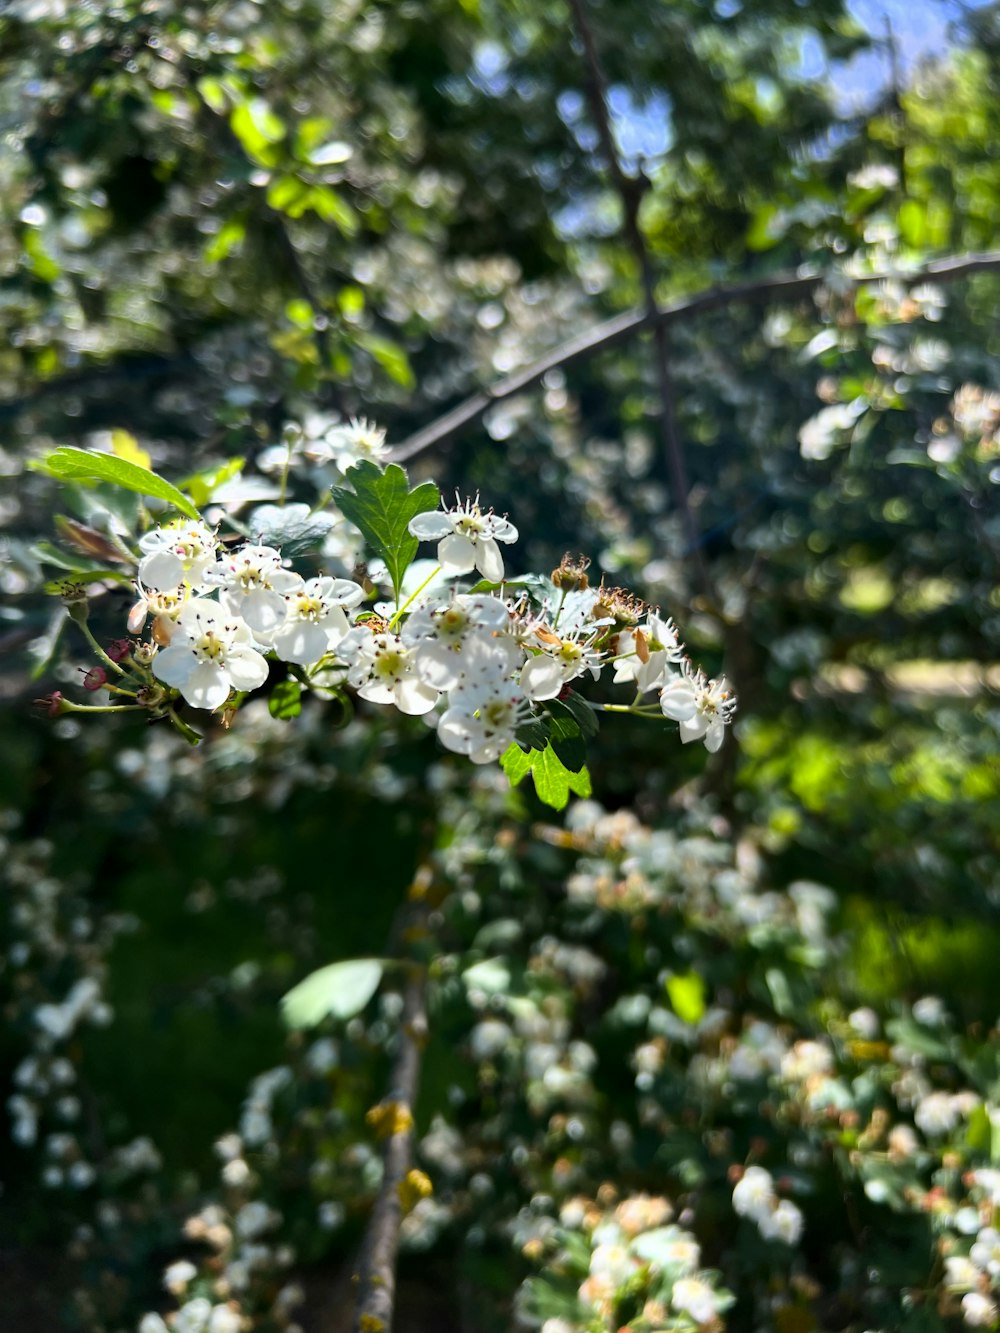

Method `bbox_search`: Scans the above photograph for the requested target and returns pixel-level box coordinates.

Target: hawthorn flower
[520,629,602,702]
[127,580,194,639]
[137,520,219,591]
[263,576,364,665]
[409,497,518,582]
[613,612,686,693]
[306,416,388,470]
[340,628,440,715]
[660,667,736,752]
[437,681,531,763]
[671,1276,717,1325]
[962,1293,999,1328]
[209,544,302,633]
[732,1166,776,1221]
[758,1198,804,1245]
[152,602,269,710]
[403,594,517,691]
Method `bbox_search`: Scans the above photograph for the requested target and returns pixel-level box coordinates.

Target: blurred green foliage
[1,0,999,1329]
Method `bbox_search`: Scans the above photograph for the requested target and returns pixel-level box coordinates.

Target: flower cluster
[54,444,736,784]
[516,1192,733,1332]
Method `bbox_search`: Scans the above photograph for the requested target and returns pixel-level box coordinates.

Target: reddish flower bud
[106,638,132,663]
[34,691,66,717]
[83,667,108,692]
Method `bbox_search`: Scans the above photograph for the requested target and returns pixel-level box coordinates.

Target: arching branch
[389,250,1000,464]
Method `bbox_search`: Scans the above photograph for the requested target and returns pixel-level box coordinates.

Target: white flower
[946,1256,981,1290]
[207,1307,242,1333]
[438,682,530,764]
[519,631,602,702]
[307,416,388,470]
[671,1276,717,1324]
[962,1292,999,1327]
[971,1227,1000,1277]
[660,667,736,752]
[340,629,440,715]
[914,1091,960,1138]
[403,594,517,691]
[612,613,685,692]
[164,1260,198,1295]
[209,544,301,633]
[139,1317,170,1333]
[912,995,948,1027]
[174,1298,213,1333]
[264,576,363,665]
[138,521,219,591]
[409,497,518,582]
[127,580,195,637]
[732,1166,775,1221]
[758,1198,804,1245]
[152,602,269,709]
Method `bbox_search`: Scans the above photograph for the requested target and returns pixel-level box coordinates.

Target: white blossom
[209,544,301,633]
[409,497,518,582]
[660,667,737,752]
[152,602,269,710]
[671,1276,717,1324]
[732,1166,776,1221]
[962,1293,999,1328]
[340,629,440,715]
[138,521,220,591]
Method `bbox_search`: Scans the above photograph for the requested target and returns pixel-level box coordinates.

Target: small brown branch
[349,886,431,1333]
[567,0,710,594]
[389,251,1000,465]
[350,967,427,1333]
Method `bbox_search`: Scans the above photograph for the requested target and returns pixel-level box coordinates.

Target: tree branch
[388,250,1000,465]
[349,891,430,1333]
[567,0,710,591]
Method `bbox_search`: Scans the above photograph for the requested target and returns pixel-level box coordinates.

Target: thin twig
[388,250,1000,464]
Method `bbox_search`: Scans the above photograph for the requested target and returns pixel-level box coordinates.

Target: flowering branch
[388,250,1000,465]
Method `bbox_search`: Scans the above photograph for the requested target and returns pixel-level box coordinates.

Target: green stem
[167,710,203,745]
[388,565,442,630]
[551,586,569,631]
[76,619,145,683]
[63,701,147,715]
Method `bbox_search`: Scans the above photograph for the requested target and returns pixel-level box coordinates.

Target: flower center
[294,593,325,622]
[194,631,227,662]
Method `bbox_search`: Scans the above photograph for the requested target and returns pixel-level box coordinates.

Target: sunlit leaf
[332,462,439,602]
[33,448,202,520]
[281,958,384,1028]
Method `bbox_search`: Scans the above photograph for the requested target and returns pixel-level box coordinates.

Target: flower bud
[106,639,132,663]
[83,667,108,692]
[34,691,67,717]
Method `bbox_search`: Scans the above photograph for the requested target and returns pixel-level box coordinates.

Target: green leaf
[332,461,439,602]
[666,973,706,1025]
[545,703,587,772]
[356,332,415,388]
[33,447,202,521]
[555,690,599,740]
[268,679,302,721]
[246,503,335,559]
[514,712,550,752]
[177,457,246,509]
[500,741,592,811]
[281,958,384,1028]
